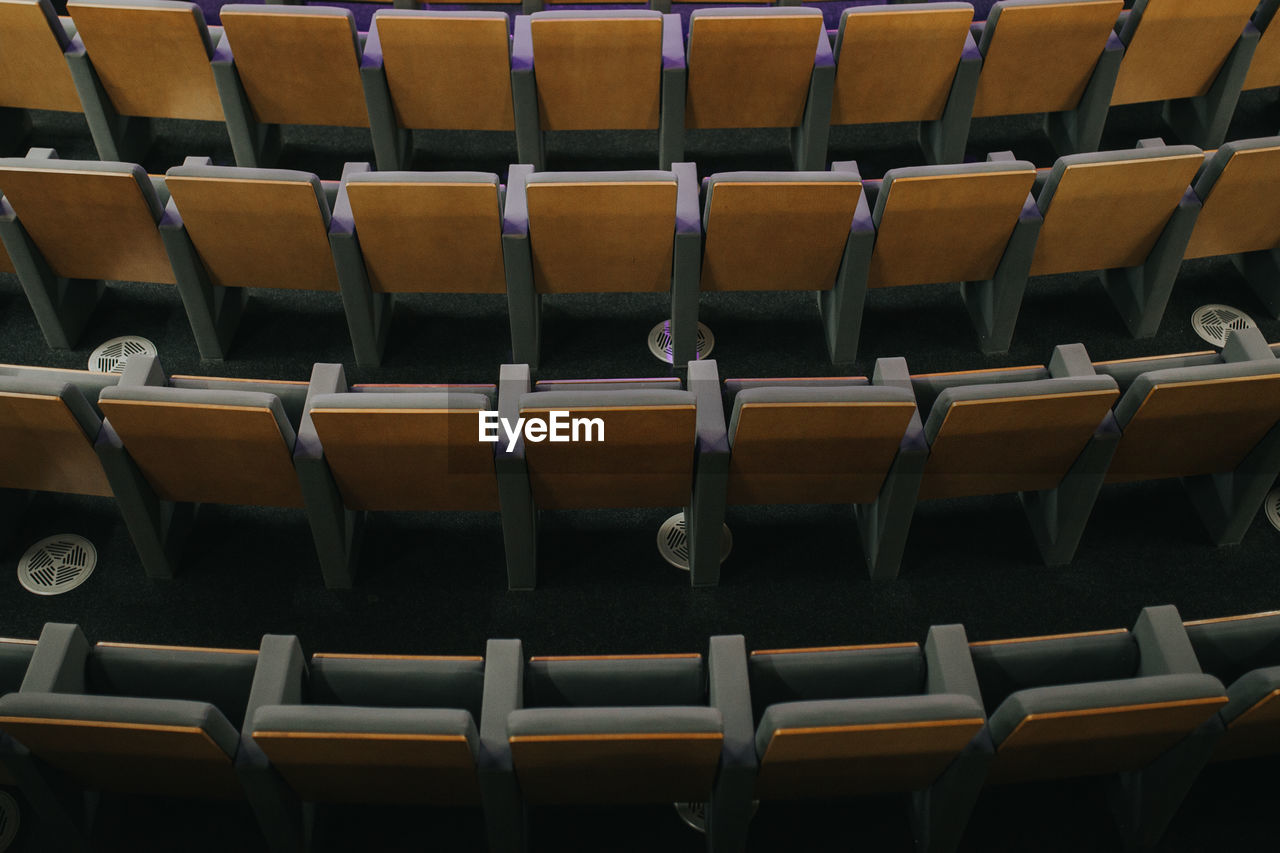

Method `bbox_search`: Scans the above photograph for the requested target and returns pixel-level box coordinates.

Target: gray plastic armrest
[496,363,532,463]
[20,623,89,694]
[708,635,755,772]
[662,12,683,70]
[479,638,523,773]
[673,161,699,236]
[830,159,861,178]
[503,164,532,237]
[1222,327,1275,362]
[242,635,305,734]
[1134,605,1203,678]
[1049,343,1097,378]
[117,354,167,389]
[925,624,984,707]
[362,15,383,70]
[295,363,348,463]
[872,357,926,453]
[688,358,727,459]
[330,161,372,237]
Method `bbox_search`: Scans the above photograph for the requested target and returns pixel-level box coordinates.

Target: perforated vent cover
[656,512,732,571]
[89,335,156,374]
[1191,305,1256,348]
[1266,488,1280,533]
[647,321,715,364]
[17,535,97,596]
[0,790,17,852]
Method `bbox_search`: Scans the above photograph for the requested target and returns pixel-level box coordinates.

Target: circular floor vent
[674,799,757,834]
[647,321,715,364]
[656,512,732,571]
[1191,305,1256,347]
[1266,488,1280,533]
[88,335,156,374]
[17,535,97,596]
[0,790,19,851]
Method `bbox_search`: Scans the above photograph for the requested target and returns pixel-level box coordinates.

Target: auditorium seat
[0,623,302,850]
[362,10,516,170]
[969,605,1228,849]
[1023,141,1203,339]
[487,635,749,853]
[694,164,869,363]
[0,149,209,351]
[745,626,989,852]
[1182,137,1280,317]
[501,162,698,369]
[0,0,83,154]
[1241,0,1280,92]
[293,364,504,588]
[1184,610,1280,762]
[709,362,923,580]
[851,156,1040,356]
[0,365,119,534]
[247,636,513,850]
[1108,0,1260,148]
[968,0,1124,155]
[214,5,373,168]
[63,0,227,163]
[675,8,831,170]
[1092,327,1280,546]
[93,355,325,583]
[330,162,508,367]
[495,360,723,589]
[510,10,683,170]
[821,3,976,167]
[162,157,347,360]
[899,345,1121,572]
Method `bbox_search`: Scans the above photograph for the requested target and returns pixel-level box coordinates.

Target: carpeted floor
[0,58,1278,852]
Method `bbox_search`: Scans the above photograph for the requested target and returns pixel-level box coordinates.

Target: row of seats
[3,329,1278,590]
[2,137,1279,367]
[2,0,1278,173]
[0,606,1277,851]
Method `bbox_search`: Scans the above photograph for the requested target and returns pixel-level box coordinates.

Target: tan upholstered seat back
[973,0,1123,117]
[0,389,111,496]
[67,2,223,121]
[526,179,677,294]
[1029,153,1202,277]
[377,15,514,131]
[1106,374,1280,483]
[1110,0,1258,105]
[831,6,973,125]
[0,166,176,284]
[1184,144,1280,259]
[345,180,505,294]
[686,13,823,129]
[165,174,339,292]
[531,15,663,131]
[868,169,1035,288]
[0,0,82,112]
[728,400,915,505]
[700,180,862,293]
[1244,16,1280,90]
[219,9,369,127]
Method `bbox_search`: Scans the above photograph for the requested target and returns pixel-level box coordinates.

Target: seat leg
[1183,422,1280,545]
[1021,424,1120,566]
[1099,196,1200,339]
[911,735,993,853]
[1234,248,1280,319]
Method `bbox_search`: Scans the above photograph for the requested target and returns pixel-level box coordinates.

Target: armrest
[970,20,986,53]
[708,634,754,772]
[961,29,980,63]
[329,162,372,238]
[117,354,167,389]
[830,159,861,179]
[512,14,533,74]
[63,32,85,60]
[479,638,523,773]
[925,624,984,708]
[496,363,531,463]
[362,16,384,70]
[295,363,348,463]
[21,623,89,694]
[1137,137,1168,149]
[814,25,833,69]
[851,179,874,235]
[1222,326,1275,362]
[986,150,1017,162]
[1134,605,1203,677]
[688,358,728,459]
[211,34,234,65]
[662,13,684,71]
[243,635,305,736]
[160,194,184,231]
[1049,343,1097,378]
[673,161,699,237]
[503,164,533,238]
[872,357,926,453]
